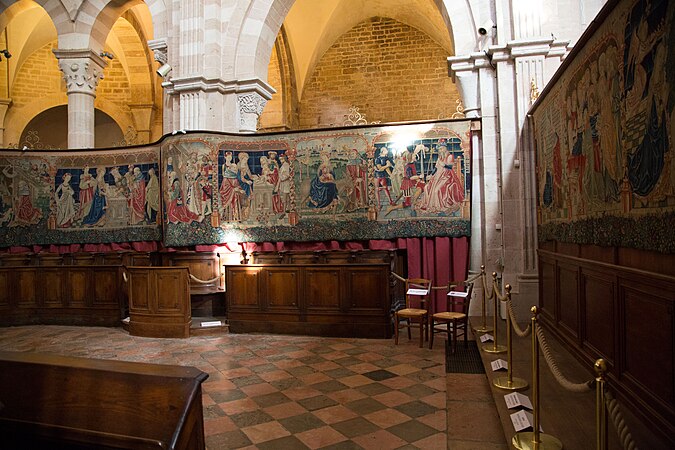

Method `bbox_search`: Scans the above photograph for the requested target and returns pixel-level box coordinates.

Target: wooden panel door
[0,271,9,308]
[264,268,299,310]
[582,268,616,365]
[129,270,150,311]
[557,262,580,340]
[92,268,119,307]
[15,269,37,308]
[66,268,89,307]
[305,268,340,311]
[41,268,64,307]
[344,265,389,311]
[156,269,189,314]
[227,267,260,309]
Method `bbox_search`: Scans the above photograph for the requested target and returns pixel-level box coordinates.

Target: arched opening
[20,106,123,149]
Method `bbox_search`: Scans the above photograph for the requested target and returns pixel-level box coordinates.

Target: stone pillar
[53,49,107,149]
[0,98,12,145]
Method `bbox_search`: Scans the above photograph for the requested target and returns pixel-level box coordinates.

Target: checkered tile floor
[0,325,505,449]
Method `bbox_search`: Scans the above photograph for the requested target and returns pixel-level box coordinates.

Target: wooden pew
[0,351,208,450]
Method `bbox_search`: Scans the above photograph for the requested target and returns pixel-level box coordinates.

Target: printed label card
[480,333,494,343]
[505,392,533,410]
[491,359,508,371]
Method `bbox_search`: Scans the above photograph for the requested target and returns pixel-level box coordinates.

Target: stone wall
[298,17,459,128]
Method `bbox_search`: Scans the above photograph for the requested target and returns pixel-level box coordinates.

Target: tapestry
[0,148,161,246]
[162,120,472,246]
[533,0,675,252]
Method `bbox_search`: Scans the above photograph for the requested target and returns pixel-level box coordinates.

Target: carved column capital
[148,38,168,65]
[53,49,107,96]
[238,92,268,132]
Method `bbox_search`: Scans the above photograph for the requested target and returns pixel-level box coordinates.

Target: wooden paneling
[582,269,615,364]
[538,247,675,446]
[0,266,124,327]
[264,269,299,309]
[306,268,340,310]
[226,264,391,338]
[557,263,579,339]
[227,268,259,307]
[0,271,8,308]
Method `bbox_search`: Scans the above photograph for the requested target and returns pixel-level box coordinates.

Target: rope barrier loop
[189,274,221,285]
[535,325,594,393]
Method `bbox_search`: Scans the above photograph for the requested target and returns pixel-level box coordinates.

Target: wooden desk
[225,263,391,338]
[0,351,208,450]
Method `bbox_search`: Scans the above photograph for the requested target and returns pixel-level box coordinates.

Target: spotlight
[99,51,114,59]
[0,49,11,61]
[156,63,172,78]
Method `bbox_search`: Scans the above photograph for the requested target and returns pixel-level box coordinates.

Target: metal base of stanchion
[493,376,528,391]
[512,432,563,449]
[483,344,507,354]
[473,325,493,333]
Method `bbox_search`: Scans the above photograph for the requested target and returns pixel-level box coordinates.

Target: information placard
[505,392,533,410]
[491,359,508,371]
[480,333,494,343]
[407,288,429,296]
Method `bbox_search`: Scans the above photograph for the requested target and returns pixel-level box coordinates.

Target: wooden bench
[0,351,208,449]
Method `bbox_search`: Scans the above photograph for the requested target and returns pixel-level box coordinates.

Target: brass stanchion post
[494,284,528,390]
[473,265,493,333]
[483,272,506,354]
[594,359,607,450]
[512,306,563,450]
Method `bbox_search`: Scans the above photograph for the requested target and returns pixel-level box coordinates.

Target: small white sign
[491,359,508,371]
[407,288,429,296]
[200,320,222,328]
[448,290,469,297]
[505,392,533,410]
[480,333,494,343]
[510,410,534,432]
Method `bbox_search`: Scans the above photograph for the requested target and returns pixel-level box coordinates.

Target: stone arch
[4,93,66,145]
[0,0,43,35]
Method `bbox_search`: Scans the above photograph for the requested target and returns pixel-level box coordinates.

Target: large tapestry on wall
[162,120,472,246]
[533,0,675,252]
[0,148,162,246]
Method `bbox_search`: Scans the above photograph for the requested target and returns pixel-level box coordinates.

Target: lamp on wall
[0,50,11,61]
[99,51,114,60]
[156,63,172,78]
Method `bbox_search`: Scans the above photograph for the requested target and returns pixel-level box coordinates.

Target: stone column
[53,49,107,149]
[0,98,12,145]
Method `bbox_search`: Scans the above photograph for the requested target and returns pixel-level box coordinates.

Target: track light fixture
[156,63,172,78]
[0,49,11,61]
[99,51,114,59]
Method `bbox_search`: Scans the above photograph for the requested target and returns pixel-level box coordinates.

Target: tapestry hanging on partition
[162,120,472,246]
[532,0,675,253]
[0,148,162,246]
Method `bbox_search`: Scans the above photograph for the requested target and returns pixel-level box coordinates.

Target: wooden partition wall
[538,242,675,445]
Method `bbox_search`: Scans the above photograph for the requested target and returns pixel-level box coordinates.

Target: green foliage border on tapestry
[530,0,675,253]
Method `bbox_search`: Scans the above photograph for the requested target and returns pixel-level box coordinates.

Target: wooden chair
[429,283,473,351]
[394,278,432,348]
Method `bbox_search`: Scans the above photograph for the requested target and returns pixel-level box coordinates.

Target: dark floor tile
[334,356,362,366]
[330,417,380,438]
[325,367,357,379]
[298,395,339,411]
[209,389,246,404]
[343,348,368,356]
[229,410,274,428]
[203,404,226,419]
[205,429,252,449]
[394,400,438,418]
[311,380,349,393]
[287,365,317,377]
[318,441,365,450]
[386,420,438,443]
[363,369,397,381]
[417,359,443,369]
[252,391,292,408]
[405,370,439,383]
[400,384,438,398]
[372,358,401,368]
[355,382,392,396]
[279,412,327,433]
[299,355,327,364]
[250,363,278,373]
[270,377,304,391]
[344,398,387,415]
[231,374,265,388]
[256,435,311,450]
